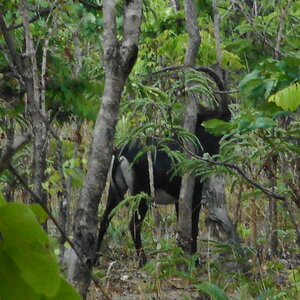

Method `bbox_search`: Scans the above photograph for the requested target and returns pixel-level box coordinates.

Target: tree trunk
[0,4,48,220]
[203,175,242,245]
[66,1,142,297]
[5,118,15,202]
[177,0,201,253]
[20,2,48,229]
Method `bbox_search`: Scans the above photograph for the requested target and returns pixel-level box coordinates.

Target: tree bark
[0,4,48,222]
[66,1,142,297]
[212,0,222,71]
[20,2,48,228]
[177,0,200,253]
[203,175,241,245]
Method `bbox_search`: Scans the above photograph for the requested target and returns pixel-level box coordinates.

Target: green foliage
[46,78,101,122]
[238,56,300,108]
[202,118,233,136]
[0,200,81,300]
[108,192,152,220]
[143,244,199,282]
[269,82,300,111]
[195,282,229,300]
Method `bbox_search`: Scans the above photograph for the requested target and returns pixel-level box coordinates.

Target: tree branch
[180,144,286,201]
[230,0,284,57]
[0,8,24,76]
[7,8,52,30]
[0,134,31,173]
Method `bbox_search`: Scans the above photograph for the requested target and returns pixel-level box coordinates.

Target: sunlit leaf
[268,82,300,111]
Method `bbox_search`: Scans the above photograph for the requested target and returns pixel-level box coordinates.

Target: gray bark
[0,4,48,218]
[177,0,201,253]
[212,0,222,70]
[202,175,241,245]
[66,1,142,297]
[20,2,48,227]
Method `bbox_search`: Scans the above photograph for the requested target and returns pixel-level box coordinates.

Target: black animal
[96,102,231,266]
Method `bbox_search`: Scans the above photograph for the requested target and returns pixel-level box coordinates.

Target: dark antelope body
[96,106,230,266]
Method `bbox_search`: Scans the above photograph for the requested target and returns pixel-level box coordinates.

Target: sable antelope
[96,106,230,266]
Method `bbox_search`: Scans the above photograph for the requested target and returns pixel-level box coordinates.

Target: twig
[7,8,52,30]
[274,0,292,59]
[230,0,284,57]
[0,134,31,173]
[179,142,286,201]
[0,8,24,76]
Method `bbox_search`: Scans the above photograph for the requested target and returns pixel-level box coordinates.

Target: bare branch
[180,144,286,201]
[212,0,222,69]
[0,134,31,173]
[0,8,24,75]
[274,0,292,59]
[7,8,52,30]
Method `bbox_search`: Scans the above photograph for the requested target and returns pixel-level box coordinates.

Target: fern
[268,82,300,111]
[195,282,229,300]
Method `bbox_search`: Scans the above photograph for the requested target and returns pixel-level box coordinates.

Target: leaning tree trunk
[203,175,242,245]
[66,1,142,297]
[177,0,201,253]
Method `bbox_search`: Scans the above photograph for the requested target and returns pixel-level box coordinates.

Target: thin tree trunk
[20,2,48,229]
[5,118,15,202]
[59,34,83,260]
[268,155,279,256]
[212,0,222,72]
[0,5,49,220]
[66,1,142,297]
[177,0,200,253]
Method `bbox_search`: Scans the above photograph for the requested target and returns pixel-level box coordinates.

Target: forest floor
[84,206,299,299]
[88,257,206,300]
[86,245,299,300]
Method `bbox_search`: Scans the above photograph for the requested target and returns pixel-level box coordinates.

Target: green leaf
[221,50,244,70]
[29,204,48,224]
[47,277,82,300]
[238,70,260,90]
[268,82,300,111]
[251,117,276,129]
[0,249,39,300]
[84,12,96,23]
[0,193,6,207]
[238,120,252,132]
[202,119,232,136]
[196,282,229,300]
[0,203,60,297]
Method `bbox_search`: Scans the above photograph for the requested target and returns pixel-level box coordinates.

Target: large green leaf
[47,277,82,300]
[0,249,39,300]
[250,117,276,129]
[268,82,300,111]
[0,203,60,297]
[202,118,233,136]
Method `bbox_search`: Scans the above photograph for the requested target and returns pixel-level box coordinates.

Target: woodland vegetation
[0,0,299,299]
